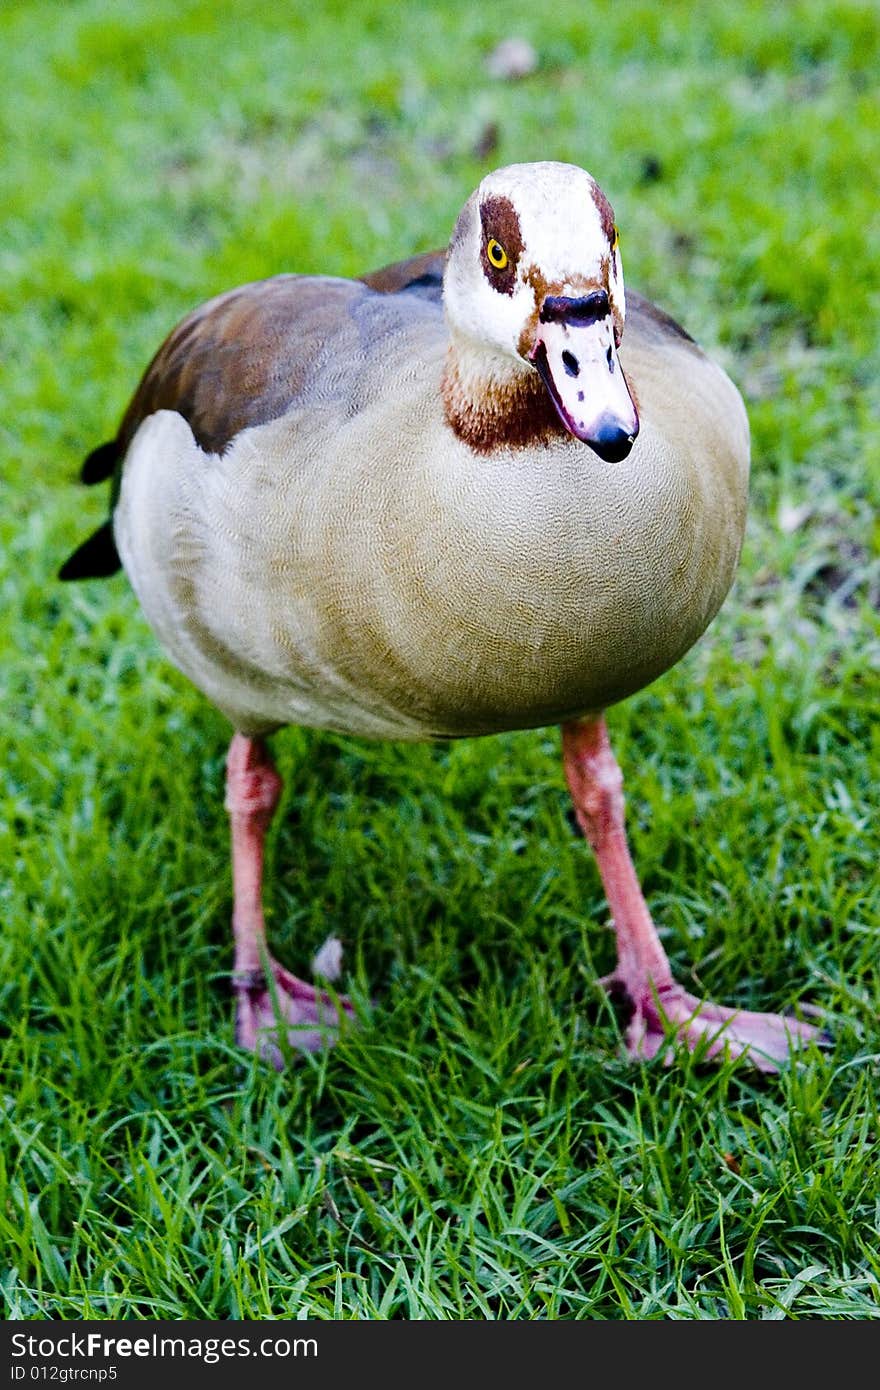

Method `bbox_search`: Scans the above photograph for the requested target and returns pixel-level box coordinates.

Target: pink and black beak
[529,290,639,462]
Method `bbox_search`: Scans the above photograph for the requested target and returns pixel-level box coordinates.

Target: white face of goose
[443,161,639,461]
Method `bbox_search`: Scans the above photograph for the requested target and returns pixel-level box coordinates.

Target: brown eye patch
[479,195,524,295]
[590,183,617,249]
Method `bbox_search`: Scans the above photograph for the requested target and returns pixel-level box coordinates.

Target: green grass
[2,0,879,1320]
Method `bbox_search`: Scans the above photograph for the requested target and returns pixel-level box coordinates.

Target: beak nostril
[561,351,580,378]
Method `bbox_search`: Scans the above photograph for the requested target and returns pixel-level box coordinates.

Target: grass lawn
[2,0,878,1319]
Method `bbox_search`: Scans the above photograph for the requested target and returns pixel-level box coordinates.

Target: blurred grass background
[1,0,879,1318]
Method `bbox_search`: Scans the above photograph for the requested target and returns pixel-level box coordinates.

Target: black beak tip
[588,415,639,463]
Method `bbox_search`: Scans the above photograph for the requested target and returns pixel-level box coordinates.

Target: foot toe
[235,958,356,1065]
[616,980,827,1071]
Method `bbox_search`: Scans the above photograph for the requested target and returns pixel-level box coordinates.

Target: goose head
[443,161,639,461]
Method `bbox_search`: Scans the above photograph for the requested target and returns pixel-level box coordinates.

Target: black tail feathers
[59,437,123,580]
[80,439,120,485]
[58,520,121,580]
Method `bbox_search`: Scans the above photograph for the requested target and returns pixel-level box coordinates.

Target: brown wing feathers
[359,249,446,297]
[60,253,448,581]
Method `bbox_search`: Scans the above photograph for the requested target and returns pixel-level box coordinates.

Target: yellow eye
[612,225,620,250]
[486,237,509,269]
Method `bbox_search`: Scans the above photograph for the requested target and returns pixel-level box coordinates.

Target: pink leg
[225,732,354,1066]
[562,716,824,1071]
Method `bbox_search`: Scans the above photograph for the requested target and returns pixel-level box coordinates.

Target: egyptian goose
[61,161,821,1069]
